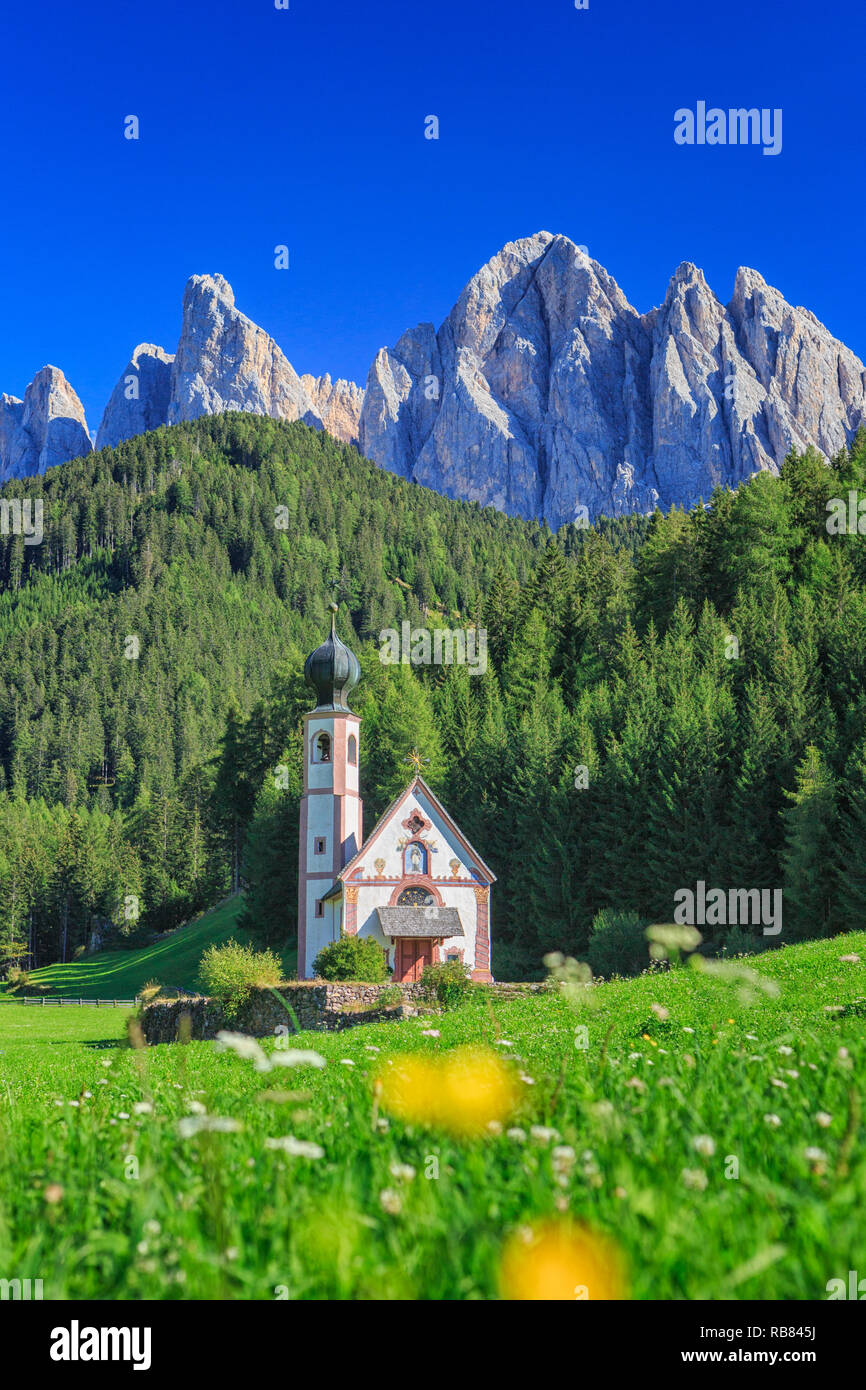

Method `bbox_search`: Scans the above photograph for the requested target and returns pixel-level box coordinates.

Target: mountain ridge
[2,233,864,525]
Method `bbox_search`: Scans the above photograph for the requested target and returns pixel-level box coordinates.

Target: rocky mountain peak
[185,273,235,310]
[358,234,866,525]
[96,344,174,450]
[0,365,93,482]
[168,273,320,429]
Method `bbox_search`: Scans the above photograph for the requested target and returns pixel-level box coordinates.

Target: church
[297,604,494,984]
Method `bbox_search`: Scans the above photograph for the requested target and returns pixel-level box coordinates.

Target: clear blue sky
[2,0,863,430]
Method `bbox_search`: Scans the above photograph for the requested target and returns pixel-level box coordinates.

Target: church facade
[297,606,494,983]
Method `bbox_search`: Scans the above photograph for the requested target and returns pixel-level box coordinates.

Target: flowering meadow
[0,931,864,1301]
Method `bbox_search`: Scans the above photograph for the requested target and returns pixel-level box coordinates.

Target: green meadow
[0,929,863,1300]
[0,897,296,1003]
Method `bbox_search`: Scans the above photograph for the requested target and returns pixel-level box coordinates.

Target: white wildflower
[389,1162,416,1182]
[530,1125,560,1145]
[264,1136,324,1159]
[214,1032,270,1072]
[269,1049,327,1069]
[552,1145,576,1177]
[681,1168,708,1191]
[177,1115,241,1139]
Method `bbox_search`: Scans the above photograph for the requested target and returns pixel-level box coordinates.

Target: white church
[297,605,494,983]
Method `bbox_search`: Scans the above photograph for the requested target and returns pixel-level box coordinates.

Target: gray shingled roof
[375,906,465,939]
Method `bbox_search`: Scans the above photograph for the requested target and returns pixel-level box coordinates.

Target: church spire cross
[405,748,430,774]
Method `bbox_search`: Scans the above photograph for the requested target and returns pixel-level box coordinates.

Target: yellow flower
[500,1221,626,1301]
[377,1046,519,1136]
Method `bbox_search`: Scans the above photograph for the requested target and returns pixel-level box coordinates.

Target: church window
[314,837,326,854]
[397,886,434,907]
[313,732,331,763]
[348,735,357,765]
[314,899,324,918]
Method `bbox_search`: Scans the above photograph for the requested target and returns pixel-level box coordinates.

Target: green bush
[313,934,390,982]
[421,958,471,1009]
[377,985,404,1007]
[198,938,283,1019]
[587,910,651,979]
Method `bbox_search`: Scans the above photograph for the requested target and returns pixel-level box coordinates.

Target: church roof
[338,775,497,884]
[375,906,465,939]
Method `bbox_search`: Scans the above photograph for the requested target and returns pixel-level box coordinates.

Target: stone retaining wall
[140,981,428,1045]
[139,979,556,1045]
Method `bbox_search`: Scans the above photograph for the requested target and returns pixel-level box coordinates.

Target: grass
[0,896,297,1002]
[0,931,863,1300]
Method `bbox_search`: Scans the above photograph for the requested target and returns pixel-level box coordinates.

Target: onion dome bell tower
[297,604,363,978]
[304,602,362,712]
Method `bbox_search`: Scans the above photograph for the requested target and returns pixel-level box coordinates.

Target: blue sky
[2,0,863,430]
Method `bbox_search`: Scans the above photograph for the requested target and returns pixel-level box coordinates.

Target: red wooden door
[396,939,433,982]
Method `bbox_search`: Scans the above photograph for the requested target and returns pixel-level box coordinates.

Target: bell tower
[298,603,363,978]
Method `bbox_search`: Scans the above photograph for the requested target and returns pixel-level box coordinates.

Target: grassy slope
[0,897,297,1001]
[0,930,863,1300]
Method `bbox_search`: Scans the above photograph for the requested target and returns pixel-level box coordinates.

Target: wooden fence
[17,996,140,1007]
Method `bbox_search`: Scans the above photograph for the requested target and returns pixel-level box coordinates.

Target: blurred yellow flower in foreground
[377,1046,519,1136]
[500,1221,626,1301]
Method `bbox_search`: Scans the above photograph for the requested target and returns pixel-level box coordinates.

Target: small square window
[314,900,324,918]
[314,837,326,854]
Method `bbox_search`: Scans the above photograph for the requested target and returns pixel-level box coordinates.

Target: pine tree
[832,738,866,934]
[782,746,837,940]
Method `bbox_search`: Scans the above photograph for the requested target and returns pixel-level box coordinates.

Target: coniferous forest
[2,412,866,978]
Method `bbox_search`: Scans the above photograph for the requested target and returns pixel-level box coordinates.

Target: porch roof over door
[375,906,465,939]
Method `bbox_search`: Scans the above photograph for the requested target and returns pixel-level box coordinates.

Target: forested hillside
[1,412,865,977]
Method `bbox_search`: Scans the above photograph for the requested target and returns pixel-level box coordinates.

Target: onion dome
[304,603,361,712]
